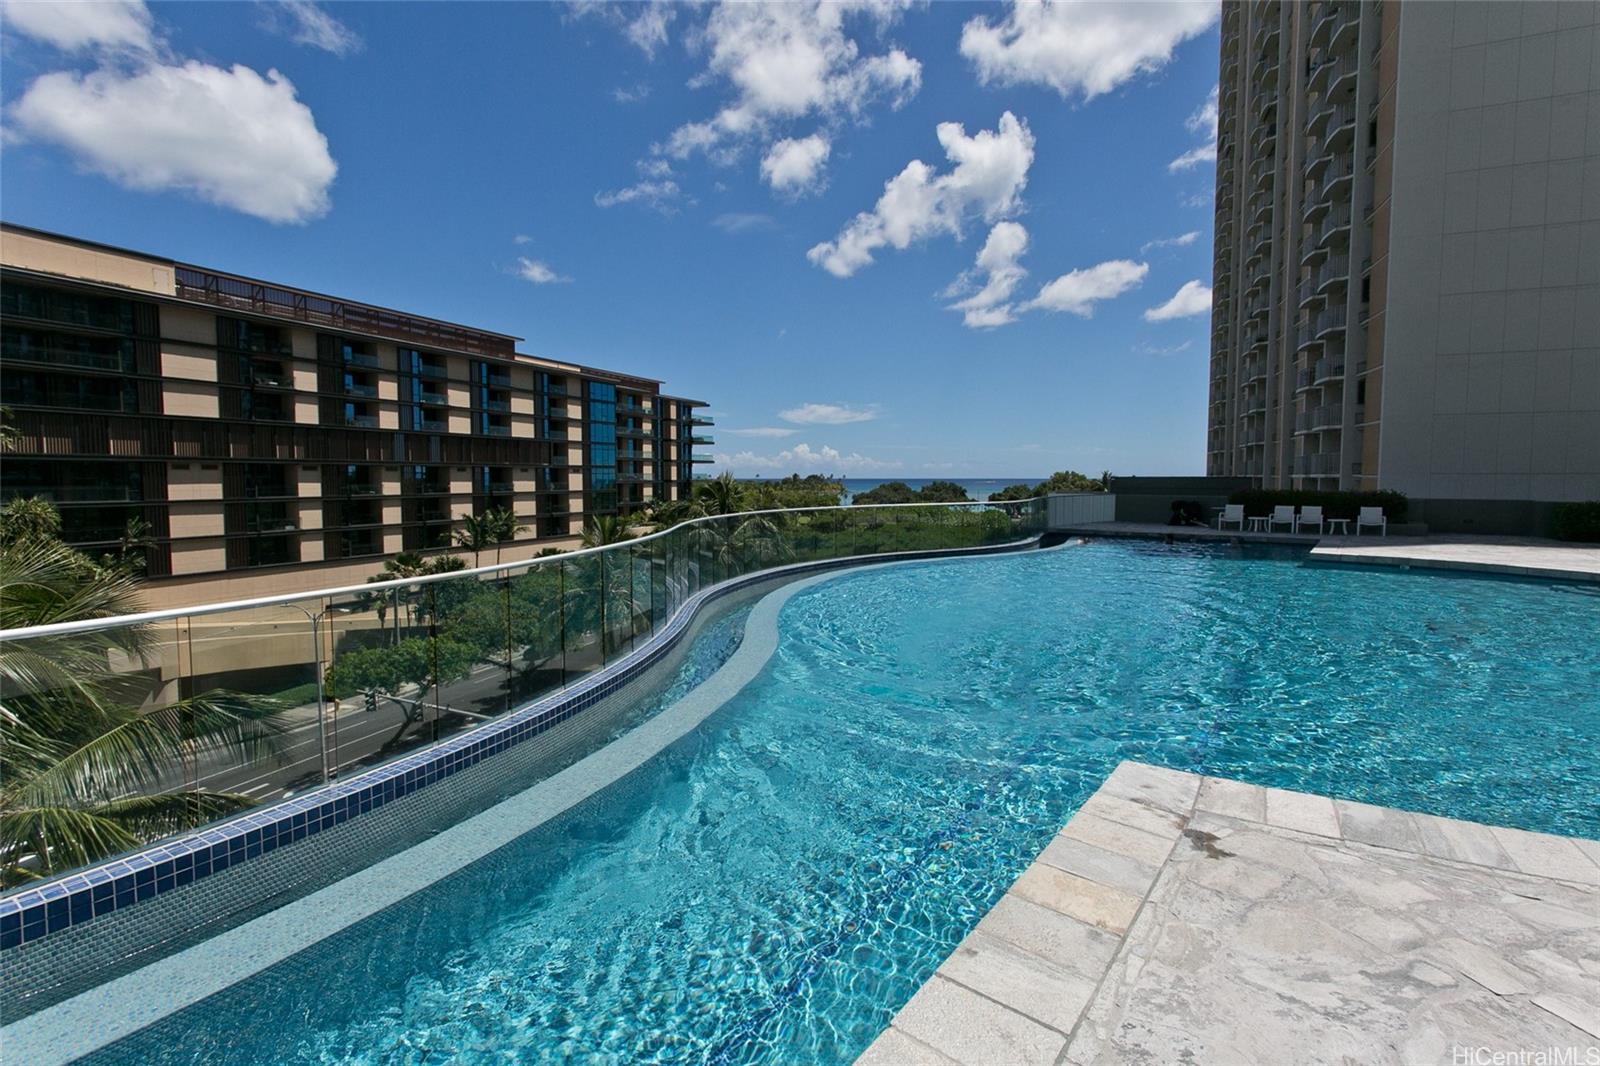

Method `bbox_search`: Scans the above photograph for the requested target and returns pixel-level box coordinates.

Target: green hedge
[1227,488,1408,521]
[1552,501,1600,542]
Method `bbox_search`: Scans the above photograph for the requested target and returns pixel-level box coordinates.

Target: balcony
[1314,355,1346,383]
[417,362,448,381]
[484,423,512,437]
[416,417,446,432]
[1294,452,1342,477]
[689,435,714,445]
[486,371,513,388]
[343,350,381,370]
[418,389,447,406]
[1308,53,1357,98]
[484,398,511,413]
[1317,206,1352,249]
[248,370,292,389]
[1294,404,1343,434]
[343,381,378,399]
[344,414,378,429]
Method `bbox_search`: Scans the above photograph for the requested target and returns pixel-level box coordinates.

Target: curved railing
[0,499,1046,888]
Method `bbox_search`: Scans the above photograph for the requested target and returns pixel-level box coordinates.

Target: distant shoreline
[716,476,1045,504]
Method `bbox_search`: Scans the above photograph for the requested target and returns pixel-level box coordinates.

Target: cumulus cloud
[1168,86,1218,171]
[259,1,362,56]
[724,426,799,438]
[1140,230,1200,253]
[11,61,337,223]
[944,221,1029,329]
[760,133,830,195]
[0,0,153,53]
[659,2,920,164]
[1143,279,1211,320]
[808,111,1035,278]
[780,402,880,425]
[515,257,570,284]
[1026,259,1148,317]
[960,1,1219,100]
[715,442,900,474]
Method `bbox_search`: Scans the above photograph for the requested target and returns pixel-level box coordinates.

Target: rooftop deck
[860,762,1600,1065]
[1058,523,1600,583]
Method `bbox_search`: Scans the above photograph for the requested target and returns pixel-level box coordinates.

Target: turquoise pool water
[92,542,1599,1064]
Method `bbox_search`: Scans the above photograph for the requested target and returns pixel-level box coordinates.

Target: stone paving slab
[1309,536,1600,583]
[856,761,1600,1066]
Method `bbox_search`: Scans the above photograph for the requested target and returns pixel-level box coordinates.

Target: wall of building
[1381,0,1600,503]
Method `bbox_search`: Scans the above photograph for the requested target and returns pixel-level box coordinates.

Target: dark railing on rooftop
[174,266,517,359]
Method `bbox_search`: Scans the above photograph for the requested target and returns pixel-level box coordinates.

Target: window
[0,283,142,333]
[2,370,139,412]
[1,329,137,373]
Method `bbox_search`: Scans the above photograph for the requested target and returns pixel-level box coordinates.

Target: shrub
[1227,488,1408,521]
[1552,501,1600,542]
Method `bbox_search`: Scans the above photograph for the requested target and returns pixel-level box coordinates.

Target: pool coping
[857,761,1600,1065]
[0,534,1042,959]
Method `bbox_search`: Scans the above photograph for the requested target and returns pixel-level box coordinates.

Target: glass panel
[562,554,603,682]
[602,549,634,660]
[324,584,435,778]
[509,558,565,704]
[182,604,323,801]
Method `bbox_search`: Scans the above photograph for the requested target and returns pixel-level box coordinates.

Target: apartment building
[0,224,712,605]
[1208,0,1599,522]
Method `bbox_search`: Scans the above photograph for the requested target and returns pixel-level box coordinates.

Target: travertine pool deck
[1061,524,1600,583]
[1309,535,1600,583]
[858,762,1600,1066]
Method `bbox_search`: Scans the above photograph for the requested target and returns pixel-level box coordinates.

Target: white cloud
[715,441,900,474]
[658,1,920,163]
[624,2,674,57]
[944,220,1029,329]
[11,60,337,224]
[760,133,830,195]
[0,0,153,52]
[513,234,532,245]
[960,1,1219,100]
[808,111,1035,278]
[780,402,880,425]
[1143,279,1211,320]
[570,1,675,58]
[613,83,651,104]
[1140,230,1199,253]
[1027,259,1148,317]
[515,257,570,284]
[595,159,682,212]
[1134,340,1193,355]
[1168,86,1218,171]
[711,212,777,233]
[724,426,799,438]
[261,1,362,56]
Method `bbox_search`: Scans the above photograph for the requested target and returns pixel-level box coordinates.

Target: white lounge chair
[1295,504,1324,535]
[1357,506,1387,536]
[1216,503,1245,530]
[1268,504,1296,533]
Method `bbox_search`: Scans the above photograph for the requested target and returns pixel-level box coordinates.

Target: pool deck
[857,762,1600,1066]
[1059,523,1600,583]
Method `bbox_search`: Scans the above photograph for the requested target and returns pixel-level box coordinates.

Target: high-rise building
[0,224,713,605]
[1208,0,1598,523]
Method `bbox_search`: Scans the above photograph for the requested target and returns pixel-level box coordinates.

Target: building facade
[0,224,713,605]
[1208,0,1598,516]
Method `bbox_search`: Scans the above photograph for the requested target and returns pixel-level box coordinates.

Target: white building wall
[1381,0,1600,502]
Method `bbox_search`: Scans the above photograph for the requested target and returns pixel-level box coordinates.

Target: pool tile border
[857,762,1600,1066]
[0,536,1041,955]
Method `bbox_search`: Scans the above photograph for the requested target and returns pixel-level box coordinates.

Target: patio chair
[1216,503,1245,531]
[1295,504,1325,535]
[1357,506,1387,536]
[1268,504,1296,533]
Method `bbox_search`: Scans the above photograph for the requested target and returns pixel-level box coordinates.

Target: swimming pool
[87,541,1599,1064]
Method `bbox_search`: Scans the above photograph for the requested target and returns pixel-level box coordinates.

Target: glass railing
[0,499,1047,889]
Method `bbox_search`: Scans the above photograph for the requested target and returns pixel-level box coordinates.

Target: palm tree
[454,507,524,567]
[694,472,747,516]
[0,536,283,886]
[581,513,635,548]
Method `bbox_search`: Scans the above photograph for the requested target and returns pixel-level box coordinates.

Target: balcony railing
[344,382,378,399]
[343,351,382,370]
[345,415,378,429]
[1314,355,1346,383]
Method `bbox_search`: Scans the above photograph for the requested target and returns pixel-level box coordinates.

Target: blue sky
[1,0,1221,478]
